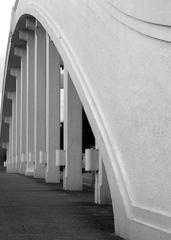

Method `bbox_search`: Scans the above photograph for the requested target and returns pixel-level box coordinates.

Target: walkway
[0,172,123,240]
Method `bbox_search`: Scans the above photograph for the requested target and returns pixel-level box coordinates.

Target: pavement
[0,172,124,240]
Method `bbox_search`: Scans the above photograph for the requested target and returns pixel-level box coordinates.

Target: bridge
[0,0,171,239]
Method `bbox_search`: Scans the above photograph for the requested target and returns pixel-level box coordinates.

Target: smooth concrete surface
[106,0,171,25]
[11,69,21,173]
[14,47,27,174]
[63,70,82,191]
[38,151,46,177]
[11,93,16,172]
[25,152,34,176]
[16,71,21,172]
[4,118,12,171]
[0,172,123,240]
[19,153,26,174]
[34,21,46,179]
[45,34,60,183]
[95,157,112,205]
[20,49,27,172]
[21,29,35,175]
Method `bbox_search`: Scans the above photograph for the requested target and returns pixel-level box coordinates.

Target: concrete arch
[4,2,129,238]
[1,1,171,240]
[12,7,122,233]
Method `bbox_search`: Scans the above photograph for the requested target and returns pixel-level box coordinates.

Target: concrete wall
[1,0,171,239]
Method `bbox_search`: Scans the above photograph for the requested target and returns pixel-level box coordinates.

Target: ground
[0,172,124,240]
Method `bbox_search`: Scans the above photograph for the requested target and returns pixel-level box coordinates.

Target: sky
[0,0,15,100]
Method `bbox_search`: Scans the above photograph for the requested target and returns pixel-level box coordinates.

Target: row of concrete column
[2,18,111,204]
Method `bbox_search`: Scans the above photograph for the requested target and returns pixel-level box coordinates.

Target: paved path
[0,172,123,240]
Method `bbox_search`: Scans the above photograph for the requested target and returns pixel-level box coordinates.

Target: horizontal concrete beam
[10,68,20,78]
[1,143,8,149]
[19,30,34,41]
[26,18,36,30]
[4,117,12,125]
[14,46,26,57]
[7,92,15,101]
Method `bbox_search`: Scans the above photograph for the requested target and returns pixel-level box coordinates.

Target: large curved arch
[12,2,130,237]
[1,1,171,240]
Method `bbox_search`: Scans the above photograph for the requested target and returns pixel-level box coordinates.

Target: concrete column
[34,21,46,178]
[10,68,21,173]
[63,69,82,190]
[14,47,27,174]
[6,144,9,170]
[19,28,35,176]
[95,155,112,204]
[45,34,60,183]
[2,143,9,168]
[4,117,12,172]
[12,94,16,172]
[7,92,16,172]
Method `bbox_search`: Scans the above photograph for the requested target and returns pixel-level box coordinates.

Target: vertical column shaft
[8,126,12,170]
[15,70,21,172]
[34,23,46,178]
[25,32,35,176]
[2,143,9,169]
[63,70,82,190]
[10,68,21,172]
[4,118,12,172]
[12,94,16,171]
[5,144,9,168]
[95,156,111,204]
[14,46,27,174]
[20,49,27,173]
[45,34,60,183]
[9,124,12,170]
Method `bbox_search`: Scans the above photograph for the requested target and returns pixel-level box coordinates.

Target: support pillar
[7,92,16,172]
[45,34,60,183]
[95,154,112,204]
[2,143,9,168]
[19,27,35,176]
[4,117,12,172]
[10,68,21,173]
[63,70,82,190]
[34,21,46,178]
[14,47,27,174]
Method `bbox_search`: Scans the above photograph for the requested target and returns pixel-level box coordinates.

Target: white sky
[0,0,15,97]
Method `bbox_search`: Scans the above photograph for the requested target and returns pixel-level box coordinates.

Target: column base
[10,157,18,173]
[19,153,27,174]
[94,161,112,204]
[45,167,60,183]
[15,155,21,173]
[25,167,35,176]
[63,174,83,191]
[25,152,35,176]
[10,168,18,174]
[6,168,16,173]
[6,162,12,172]
[34,151,46,178]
